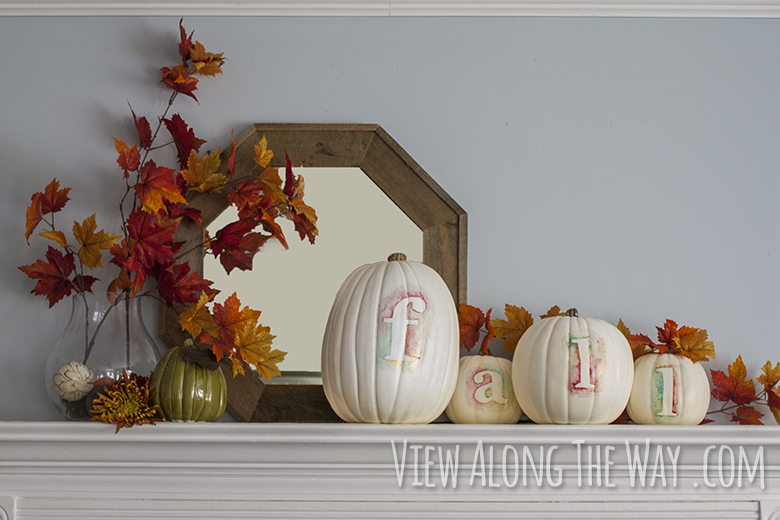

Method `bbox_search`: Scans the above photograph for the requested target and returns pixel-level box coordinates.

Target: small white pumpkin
[627,353,710,425]
[445,355,522,424]
[53,361,94,402]
[321,253,459,424]
[511,309,633,424]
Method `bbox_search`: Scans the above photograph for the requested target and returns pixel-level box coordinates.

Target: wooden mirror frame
[158,123,467,422]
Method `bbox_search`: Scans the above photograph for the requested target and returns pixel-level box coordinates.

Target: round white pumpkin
[511,309,633,424]
[321,253,459,423]
[627,353,710,425]
[445,355,522,424]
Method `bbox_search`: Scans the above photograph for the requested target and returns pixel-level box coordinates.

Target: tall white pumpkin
[511,309,634,424]
[321,253,459,423]
[627,353,710,425]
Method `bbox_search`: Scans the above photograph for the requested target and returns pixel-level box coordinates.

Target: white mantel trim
[3,1,780,17]
[1,422,779,519]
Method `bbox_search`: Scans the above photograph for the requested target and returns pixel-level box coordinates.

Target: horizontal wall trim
[2,1,780,17]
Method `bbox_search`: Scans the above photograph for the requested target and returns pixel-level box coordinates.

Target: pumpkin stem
[565,308,578,317]
[387,252,407,262]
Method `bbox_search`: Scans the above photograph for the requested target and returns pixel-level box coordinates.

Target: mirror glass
[204,167,423,373]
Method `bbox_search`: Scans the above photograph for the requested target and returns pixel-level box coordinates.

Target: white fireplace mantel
[0,421,779,519]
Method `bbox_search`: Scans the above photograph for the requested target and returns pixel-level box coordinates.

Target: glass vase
[44,292,162,420]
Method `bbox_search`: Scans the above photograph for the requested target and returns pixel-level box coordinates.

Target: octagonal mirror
[158,124,467,422]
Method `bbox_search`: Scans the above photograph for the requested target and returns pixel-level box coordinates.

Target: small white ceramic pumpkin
[445,355,522,424]
[511,309,633,424]
[627,353,710,425]
[321,253,459,423]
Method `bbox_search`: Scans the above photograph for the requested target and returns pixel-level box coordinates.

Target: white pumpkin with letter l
[624,319,714,425]
[321,253,459,424]
[511,309,634,424]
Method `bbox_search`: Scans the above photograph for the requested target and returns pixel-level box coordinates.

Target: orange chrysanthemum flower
[90,369,162,433]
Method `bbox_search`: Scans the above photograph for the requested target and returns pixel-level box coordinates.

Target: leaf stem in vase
[83,297,118,364]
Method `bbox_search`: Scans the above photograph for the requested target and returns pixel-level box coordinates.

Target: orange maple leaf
[190,40,225,76]
[25,193,44,245]
[231,318,280,378]
[179,291,216,338]
[731,405,764,425]
[758,361,780,389]
[540,305,565,319]
[39,230,69,249]
[180,149,228,193]
[491,304,533,354]
[72,214,122,269]
[197,293,262,371]
[254,135,273,168]
[134,160,187,214]
[674,326,715,363]
[458,304,485,352]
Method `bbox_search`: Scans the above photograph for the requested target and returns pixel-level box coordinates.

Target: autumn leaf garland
[457,303,563,355]
[459,305,780,425]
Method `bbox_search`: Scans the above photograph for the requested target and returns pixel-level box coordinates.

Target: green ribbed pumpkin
[151,344,227,422]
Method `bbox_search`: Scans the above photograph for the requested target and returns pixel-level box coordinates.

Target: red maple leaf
[125,209,180,270]
[177,19,194,62]
[628,333,658,351]
[654,319,678,354]
[610,409,632,424]
[227,131,236,178]
[109,239,147,297]
[291,206,319,244]
[731,405,764,425]
[458,304,486,352]
[163,114,206,169]
[168,202,203,228]
[210,218,270,274]
[131,107,152,150]
[238,203,289,250]
[161,64,199,101]
[152,262,214,307]
[228,179,263,210]
[283,151,296,199]
[40,179,71,215]
[115,139,141,178]
[711,355,756,405]
[18,246,82,307]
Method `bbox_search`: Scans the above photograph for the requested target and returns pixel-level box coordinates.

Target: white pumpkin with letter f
[321,254,459,423]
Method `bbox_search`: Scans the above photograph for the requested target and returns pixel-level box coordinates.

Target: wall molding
[2,1,780,17]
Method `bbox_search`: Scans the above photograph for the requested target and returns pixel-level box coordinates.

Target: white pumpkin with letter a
[511,309,633,424]
[321,253,459,423]
[445,355,522,424]
[627,353,710,425]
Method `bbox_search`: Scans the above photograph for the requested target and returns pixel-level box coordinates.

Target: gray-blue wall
[2,16,778,420]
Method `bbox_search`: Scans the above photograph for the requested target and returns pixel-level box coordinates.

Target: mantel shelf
[1,421,779,519]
